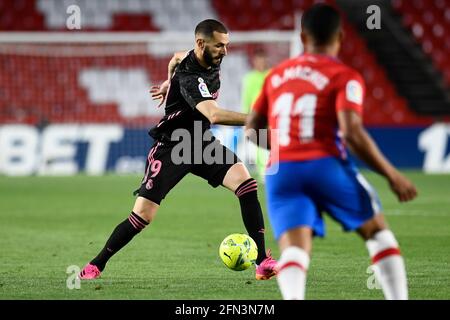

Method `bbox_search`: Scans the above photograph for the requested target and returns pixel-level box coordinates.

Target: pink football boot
[255,250,278,280]
[78,263,101,280]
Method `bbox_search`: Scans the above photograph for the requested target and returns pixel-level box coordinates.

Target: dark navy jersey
[149,50,221,143]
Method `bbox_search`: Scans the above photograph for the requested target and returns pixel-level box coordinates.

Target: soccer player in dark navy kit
[79,19,277,281]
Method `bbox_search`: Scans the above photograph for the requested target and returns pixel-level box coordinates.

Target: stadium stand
[392,0,450,86]
[0,0,448,127]
[338,0,450,117]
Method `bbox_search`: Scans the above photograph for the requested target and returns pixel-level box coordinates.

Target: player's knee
[278,227,313,254]
[357,215,387,240]
[132,197,159,223]
[223,163,252,191]
[133,209,156,224]
[358,227,381,241]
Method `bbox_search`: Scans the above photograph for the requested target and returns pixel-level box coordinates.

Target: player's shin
[276,246,310,300]
[90,211,149,271]
[235,178,267,264]
[366,229,408,300]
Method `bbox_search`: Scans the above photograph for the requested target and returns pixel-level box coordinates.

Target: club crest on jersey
[198,77,212,98]
[346,80,363,105]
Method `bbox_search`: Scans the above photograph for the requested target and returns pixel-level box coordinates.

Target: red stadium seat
[0,0,444,127]
[393,0,450,88]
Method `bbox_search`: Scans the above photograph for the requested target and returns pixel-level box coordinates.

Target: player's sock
[276,246,310,300]
[366,229,408,300]
[90,212,149,271]
[235,178,267,264]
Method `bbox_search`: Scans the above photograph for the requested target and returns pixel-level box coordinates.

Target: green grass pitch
[0,171,449,299]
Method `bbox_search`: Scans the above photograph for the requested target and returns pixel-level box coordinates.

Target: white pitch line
[385,209,450,217]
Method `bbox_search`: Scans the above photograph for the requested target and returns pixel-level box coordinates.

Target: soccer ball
[219,233,258,271]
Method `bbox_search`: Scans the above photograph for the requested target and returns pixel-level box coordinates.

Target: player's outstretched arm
[338,110,418,202]
[196,100,247,126]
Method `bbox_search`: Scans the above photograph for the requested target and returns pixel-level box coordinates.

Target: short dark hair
[195,19,228,38]
[301,4,341,46]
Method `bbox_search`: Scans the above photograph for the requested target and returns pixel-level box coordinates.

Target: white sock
[366,229,408,300]
[276,246,310,300]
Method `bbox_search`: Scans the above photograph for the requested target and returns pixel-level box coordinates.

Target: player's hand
[388,172,418,202]
[150,79,170,108]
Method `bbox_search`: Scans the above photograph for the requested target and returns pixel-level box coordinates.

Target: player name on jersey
[270,65,329,90]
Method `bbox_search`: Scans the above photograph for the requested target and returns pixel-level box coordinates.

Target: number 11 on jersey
[272,93,318,146]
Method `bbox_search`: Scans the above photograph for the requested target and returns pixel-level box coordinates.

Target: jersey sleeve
[178,73,214,109]
[251,74,269,116]
[335,70,365,116]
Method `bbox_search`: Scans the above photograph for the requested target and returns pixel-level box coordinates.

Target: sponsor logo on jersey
[346,80,363,105]
[198,77,212,98]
